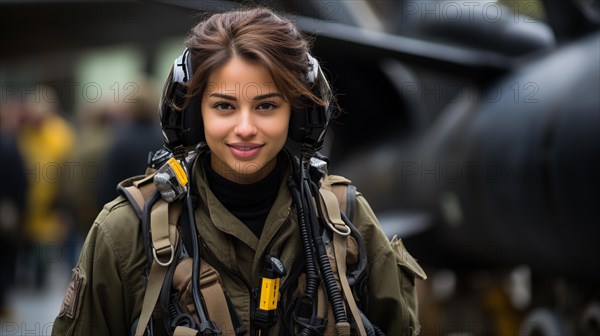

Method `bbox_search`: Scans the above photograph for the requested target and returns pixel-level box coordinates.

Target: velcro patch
[59,267,85,319]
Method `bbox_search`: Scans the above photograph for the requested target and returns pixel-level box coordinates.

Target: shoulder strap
[321,175,353,217]
[120,171,241,336]
[135,197,183,336]
[117,173,157,219]
[318,176,367,336]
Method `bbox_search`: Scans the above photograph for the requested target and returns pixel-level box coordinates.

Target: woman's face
[201,56,291,184]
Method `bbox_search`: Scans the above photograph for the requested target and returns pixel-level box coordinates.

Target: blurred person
[96,78,163,207]
[17,84,76,288]
[66,102,115,238]
[0,100,28,320]
[52,7,426,336]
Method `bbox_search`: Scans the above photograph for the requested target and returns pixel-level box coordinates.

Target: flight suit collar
[191,150,297,284]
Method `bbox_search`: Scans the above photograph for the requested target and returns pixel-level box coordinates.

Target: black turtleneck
[203,156,282,238]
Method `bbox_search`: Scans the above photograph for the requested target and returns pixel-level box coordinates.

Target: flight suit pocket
[391,235,425,336]
[58,266,87,320]
[391,235,427,284]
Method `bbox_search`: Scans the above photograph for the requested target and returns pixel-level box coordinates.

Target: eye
[214,102,234,110]
[257,102,277,110]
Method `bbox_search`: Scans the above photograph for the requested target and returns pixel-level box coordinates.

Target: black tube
[305,178,347,325]
[288,177,319,336]
[288,176,318,298]
[187,193,210,325]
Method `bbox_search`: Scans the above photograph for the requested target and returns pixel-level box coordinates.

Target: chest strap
[172,258,236,335]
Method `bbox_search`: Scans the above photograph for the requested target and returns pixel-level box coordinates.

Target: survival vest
[117,154,381,336]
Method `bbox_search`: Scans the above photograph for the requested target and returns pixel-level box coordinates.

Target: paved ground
[1,261,70,336]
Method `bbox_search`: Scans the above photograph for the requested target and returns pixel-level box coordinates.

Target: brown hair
[184,7,330,111]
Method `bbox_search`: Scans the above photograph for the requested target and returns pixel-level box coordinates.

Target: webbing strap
[319,186,367,336]
[172,326,198,336]
[330,184,348,216]
[133,173,156,188]
[151,201,172,264]
[135,198,182,336]
[335,322,352,336]
[124,186,146,211]
[316,284,328,319]
[199,262,236,335]
[135,261,169,336]
[320,189,351,236]
[333,226,367,336]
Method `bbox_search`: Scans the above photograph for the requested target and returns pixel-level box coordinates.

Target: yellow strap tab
[259,277,281,310]
[167,157,189,187]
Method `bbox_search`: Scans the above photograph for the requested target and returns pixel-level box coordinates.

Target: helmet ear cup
[288,53,333,151]
[159,48,204,150]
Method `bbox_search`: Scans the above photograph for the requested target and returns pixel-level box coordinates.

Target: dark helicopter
[286,1,599,335]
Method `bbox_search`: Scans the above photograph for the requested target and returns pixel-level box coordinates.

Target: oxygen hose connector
[154,157,189,203]
[254,255,287,333]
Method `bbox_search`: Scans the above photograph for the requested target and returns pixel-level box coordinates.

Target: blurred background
[0,0,598,335]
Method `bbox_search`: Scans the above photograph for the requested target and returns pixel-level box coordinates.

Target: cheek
[263,122,289,146]
[268,111,291,140]
[201,110,225,140]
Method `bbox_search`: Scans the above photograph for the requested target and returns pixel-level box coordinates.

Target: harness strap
[151,201,173,265]
[119,173,159,218]
[124,186,145,217]
[316,284,328,321]
[199,262,236,335]
[333,224,367,336]
[319,186,367,336]
[320,188,351,236]
[173,258,236,335]
[172,326,198,335]
[135,260,169,336]
[135,197,183,336]
[329,182,348,215]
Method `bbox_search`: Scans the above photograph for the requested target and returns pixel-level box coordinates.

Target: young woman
[52,7,425,336]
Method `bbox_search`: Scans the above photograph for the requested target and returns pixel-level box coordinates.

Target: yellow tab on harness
[259,277,281,310]
[167,157,188,186]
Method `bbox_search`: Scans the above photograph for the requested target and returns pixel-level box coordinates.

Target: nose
[234,110,257,138]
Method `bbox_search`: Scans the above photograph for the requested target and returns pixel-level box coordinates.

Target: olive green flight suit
[51,154,426,336]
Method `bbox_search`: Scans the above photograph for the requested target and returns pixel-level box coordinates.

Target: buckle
[152,245,175,267]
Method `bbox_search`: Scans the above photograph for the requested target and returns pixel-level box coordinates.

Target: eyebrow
[208,92,283,101]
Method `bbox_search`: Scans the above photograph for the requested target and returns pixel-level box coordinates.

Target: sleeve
[52,199,143,336]
[353,194,427,336]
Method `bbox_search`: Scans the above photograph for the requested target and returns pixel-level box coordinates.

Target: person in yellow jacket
[19,86,76,245]
[18,86,77,289]
[52,7,426,336]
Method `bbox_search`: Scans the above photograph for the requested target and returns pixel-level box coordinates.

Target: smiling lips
[227,143,264,158]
